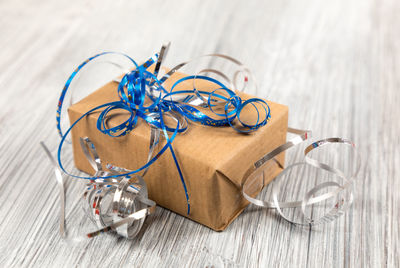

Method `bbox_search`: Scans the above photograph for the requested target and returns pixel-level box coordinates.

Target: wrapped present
[45,45,359,241]
[68,69,288,231]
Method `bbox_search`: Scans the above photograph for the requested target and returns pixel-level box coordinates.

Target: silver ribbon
[40,139,156,239]
[242,128,361,226]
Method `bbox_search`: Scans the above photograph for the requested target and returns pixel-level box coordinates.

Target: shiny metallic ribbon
[42,43,360,240]
[41,139,156,239]
[56,42,271,214]
[242,128,360,226]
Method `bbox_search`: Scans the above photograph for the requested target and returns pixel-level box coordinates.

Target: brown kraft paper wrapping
[68,71,288,231]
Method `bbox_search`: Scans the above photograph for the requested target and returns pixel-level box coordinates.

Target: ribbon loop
[242,128,360,227]
[56,45,273,216]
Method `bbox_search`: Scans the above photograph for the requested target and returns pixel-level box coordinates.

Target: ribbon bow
[56,43,270,214]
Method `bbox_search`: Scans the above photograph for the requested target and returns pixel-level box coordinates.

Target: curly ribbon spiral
[41,139,156,239]
[242,128,360,226]
[56,42,271,214]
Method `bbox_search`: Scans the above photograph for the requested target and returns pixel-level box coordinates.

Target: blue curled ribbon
[56,45,271,215]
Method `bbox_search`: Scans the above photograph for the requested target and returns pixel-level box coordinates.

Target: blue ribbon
[56,50,271,215]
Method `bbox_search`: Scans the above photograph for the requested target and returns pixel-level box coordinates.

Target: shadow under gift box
[68,71,288,231]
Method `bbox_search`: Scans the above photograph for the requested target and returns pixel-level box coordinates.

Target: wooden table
[0,0,398,267]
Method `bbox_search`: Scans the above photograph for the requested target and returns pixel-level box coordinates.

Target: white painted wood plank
[0,0,398,267]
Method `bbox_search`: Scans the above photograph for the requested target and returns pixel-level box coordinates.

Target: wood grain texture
[0,0,399,267]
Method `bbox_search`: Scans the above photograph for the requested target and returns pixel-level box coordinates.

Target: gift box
[68,70,288,231]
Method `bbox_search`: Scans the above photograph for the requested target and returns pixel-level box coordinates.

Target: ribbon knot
[56,44,272,215]
[119,68,147,108]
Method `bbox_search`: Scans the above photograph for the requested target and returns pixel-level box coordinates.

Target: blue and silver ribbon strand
[56,43,270,214]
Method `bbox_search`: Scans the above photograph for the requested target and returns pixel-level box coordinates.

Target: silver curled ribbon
[242,128,361,226]
[41,138,156,239]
